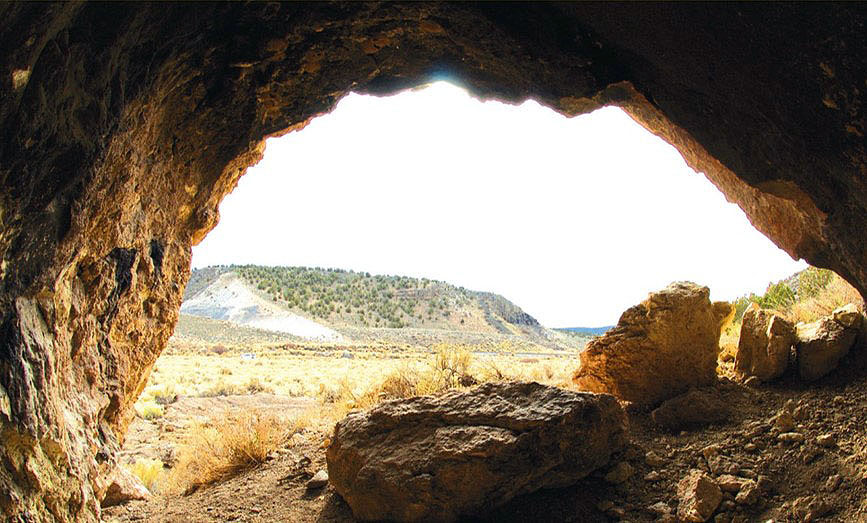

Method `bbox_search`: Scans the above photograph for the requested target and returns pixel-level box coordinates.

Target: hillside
[181,265,553,342]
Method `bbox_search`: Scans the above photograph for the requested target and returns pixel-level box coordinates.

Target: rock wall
[0,3,864,521]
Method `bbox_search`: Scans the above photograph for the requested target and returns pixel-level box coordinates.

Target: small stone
[792,404,808,421]
[701,444,721,458]
[677,469,723,522]
[646,450,667,467]
[778,432,805,443]
[707,455,739,476]
[771,410,795,432]
[644,471,662,482]
[604,461,634,484]
[744,443,758,452]
[824,474,842,492]
[756,475,773,493]
[833,395,845,405]
[734,480,759,505]
[101,467,151,508]
[747,423,767,438]
[816,433,836,447]
[652,388,730,431]
[743,376,761,388]
[647,501,671,515]
[306,469,328,489]
[717,474,747,493]
[805,500,833,521]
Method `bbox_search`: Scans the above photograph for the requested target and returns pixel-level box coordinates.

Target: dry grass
[325,344,574,418]
[135,401,164,420]
[788,273,863,324]
[165,409,289,494]
[126,458,164,493]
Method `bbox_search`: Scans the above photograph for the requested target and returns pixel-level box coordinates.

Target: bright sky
[192,81,806,327]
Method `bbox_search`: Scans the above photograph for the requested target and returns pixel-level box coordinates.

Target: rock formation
[796,304,862,381]
[0,3,865,520]
[735,303,796,381]
[573,282,732,406]
[325,382,627,522]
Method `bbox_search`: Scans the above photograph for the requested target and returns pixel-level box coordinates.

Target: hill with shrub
[183,265,547,337]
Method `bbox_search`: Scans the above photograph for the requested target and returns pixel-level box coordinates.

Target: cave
[1,3,865,521]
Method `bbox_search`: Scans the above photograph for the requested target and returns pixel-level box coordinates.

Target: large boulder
[573,282,733,407]
[734,303,796,381]
[796,304,862,381]
[326,382,627,522]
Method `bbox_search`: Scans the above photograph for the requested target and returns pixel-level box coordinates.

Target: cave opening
[121,81,817,496]
[3,4,866,520]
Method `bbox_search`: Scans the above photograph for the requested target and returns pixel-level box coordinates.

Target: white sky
[192,81,806,327]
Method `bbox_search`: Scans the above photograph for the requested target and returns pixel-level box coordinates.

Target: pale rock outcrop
[735,303,796,381]
[99,467,150,508]
[326,382,627,523]
[573,282,733,406]
[796,304,862,381]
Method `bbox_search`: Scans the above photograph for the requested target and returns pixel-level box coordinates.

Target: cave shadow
[312,479,609,523]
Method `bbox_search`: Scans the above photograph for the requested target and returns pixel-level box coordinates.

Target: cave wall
[0,2,864,521]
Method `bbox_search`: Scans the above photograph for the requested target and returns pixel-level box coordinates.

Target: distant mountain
[556,326,614,336]
[181,265,546,340]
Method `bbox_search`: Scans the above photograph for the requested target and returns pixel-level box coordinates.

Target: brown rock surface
[573,282,732,406]
[0,4,865,520]
[796,306,860,381]
[651,388,729,431]
[325,382,627,522]
[677,470,723,522]
[99,467,150,508]
[735,303,796,381]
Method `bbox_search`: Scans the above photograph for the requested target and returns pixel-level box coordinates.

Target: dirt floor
[104,358,867,523]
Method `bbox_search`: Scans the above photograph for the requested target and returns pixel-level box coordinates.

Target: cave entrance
[124,81,809,494]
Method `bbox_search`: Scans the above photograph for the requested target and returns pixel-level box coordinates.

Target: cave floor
[103,362,867,523]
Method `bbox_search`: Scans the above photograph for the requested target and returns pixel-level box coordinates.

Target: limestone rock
[677,470,723,522]
[651,388,729,431]
[100,467,151,508]
[326,382,627,522]
[574,282,733,406]
[734,304,795,381]
[796,308,860,381]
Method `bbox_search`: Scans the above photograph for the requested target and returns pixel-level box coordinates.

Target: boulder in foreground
[734,303,795,381]
[326,382,627,523]
[573,282,732,406]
